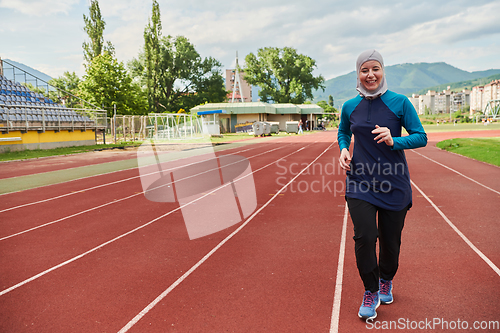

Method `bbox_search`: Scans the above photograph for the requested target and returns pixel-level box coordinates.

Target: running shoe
[358,290,380,320]
[379,279,393,304]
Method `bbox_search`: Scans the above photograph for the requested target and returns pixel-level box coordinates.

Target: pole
[103,111,106,145]
[113,104,117,144]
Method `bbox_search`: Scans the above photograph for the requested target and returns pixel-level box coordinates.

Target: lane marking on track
[0,146,286,241]
[117,141,337,333]
[329,203,349,333]
[0,145,262,213]
[411,150,500,195]
[0,140,328,296]
[411,180,500,277]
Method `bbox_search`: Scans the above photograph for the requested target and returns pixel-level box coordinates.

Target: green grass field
[436,137,500,167]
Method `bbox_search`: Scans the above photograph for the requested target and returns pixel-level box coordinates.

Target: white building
[411,87,470,115]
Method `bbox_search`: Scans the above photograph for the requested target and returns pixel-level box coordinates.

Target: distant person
[337,50,427,321]
[298,119,303,134]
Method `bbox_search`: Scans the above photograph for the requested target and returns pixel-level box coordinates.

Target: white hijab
[356,49,388,99]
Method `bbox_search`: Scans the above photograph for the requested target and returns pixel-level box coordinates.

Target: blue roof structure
[196,109,227,115]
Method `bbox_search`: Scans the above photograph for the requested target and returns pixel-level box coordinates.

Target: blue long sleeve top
[337,90,427,211]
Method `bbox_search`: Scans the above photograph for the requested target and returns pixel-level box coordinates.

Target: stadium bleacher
[0,74,95,132]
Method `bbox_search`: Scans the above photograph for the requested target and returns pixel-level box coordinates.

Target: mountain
[314,62,500,107]
[2,58,53,83]
[414,73,500,95]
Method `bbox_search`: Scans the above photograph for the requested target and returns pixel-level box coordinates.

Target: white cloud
[0,0,79,16]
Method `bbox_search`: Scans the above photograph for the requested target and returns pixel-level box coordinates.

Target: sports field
[0,129,499,332]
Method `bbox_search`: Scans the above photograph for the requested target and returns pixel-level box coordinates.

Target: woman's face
[359,60,383,92]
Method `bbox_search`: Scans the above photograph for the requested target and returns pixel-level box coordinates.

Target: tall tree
[82,0,114,64]
[143,0,162,112]
[132,1,226,112]
[244,47,325,104]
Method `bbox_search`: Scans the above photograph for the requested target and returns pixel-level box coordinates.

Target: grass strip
[422,122,500,133]
[436,137,500,167]
[0,142,143,162]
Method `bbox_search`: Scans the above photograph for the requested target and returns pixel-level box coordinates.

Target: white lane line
[411,150,500,196]
[330,203,349,333]
[0,145,262,213]
[411,180,500,277]
[117,142,337,333]
[0,141,322,296]
[0,146,286,241]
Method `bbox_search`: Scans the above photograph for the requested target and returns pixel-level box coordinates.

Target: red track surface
[0,130,499,332]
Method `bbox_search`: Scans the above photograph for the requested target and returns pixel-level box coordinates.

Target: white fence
[110,113,204,143]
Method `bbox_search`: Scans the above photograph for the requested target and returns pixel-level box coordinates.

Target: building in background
[410,87,470,115]
[471,80,499,114]
[225,52,252,103]
[225,68,252,103]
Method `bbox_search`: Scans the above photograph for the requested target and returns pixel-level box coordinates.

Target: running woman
[337,49,427,320]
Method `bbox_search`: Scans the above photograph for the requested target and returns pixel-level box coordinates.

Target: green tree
[82,0,114,64]
[142,0,162,112]
[328,95,334,107]
[48,71,82,108]
[79,53,147,116]
[132,1,227,112]
[243,47,325,104]
[316,100,338,121]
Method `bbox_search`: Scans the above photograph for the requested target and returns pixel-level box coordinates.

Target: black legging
[346,197,409,293]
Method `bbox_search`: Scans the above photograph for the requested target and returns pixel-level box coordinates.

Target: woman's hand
[372,125,394,146]
[339,148,351,171]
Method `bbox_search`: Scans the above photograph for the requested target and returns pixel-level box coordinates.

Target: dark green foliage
[243,47,324,104]
[79,53,147,115]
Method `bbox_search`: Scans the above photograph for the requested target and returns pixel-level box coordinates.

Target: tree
[328,95,334,107]
[79,53,147,115]
[82,0,114,64]
[316,100,338,121]
[49,71,82,108]
[243,47,325,104]
[131,1,227,112]
[142,0,162,112]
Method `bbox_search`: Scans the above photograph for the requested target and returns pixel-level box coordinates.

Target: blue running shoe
[358,290,380,320]
[379,279,393,304]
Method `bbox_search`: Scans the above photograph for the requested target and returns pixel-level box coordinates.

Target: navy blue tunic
[337,90,427,211]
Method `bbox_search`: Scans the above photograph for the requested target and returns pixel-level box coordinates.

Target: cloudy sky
[1,0,499,81]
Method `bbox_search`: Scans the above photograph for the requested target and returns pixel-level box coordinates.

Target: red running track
[0,130,499,332]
